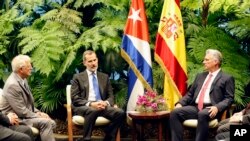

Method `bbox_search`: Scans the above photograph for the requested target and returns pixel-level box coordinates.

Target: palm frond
[54,50,76,81]
[41,7,82,33]
[18,27,43,52]
[31,76,66,113]
[18,22,65,76]
[0,60,5,81]
[152,62,164,94]
[227,17,250,40]
[234,80,250,108]
[99,0,129,11]
[73,0,102,9]
[182,10,202,37]
[71,3,126,53]
[112,79,128,109]
[0,9,17,35]
[181,0,203,10]
[0,35,9,53]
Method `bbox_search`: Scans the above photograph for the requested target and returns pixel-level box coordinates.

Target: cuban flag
[121,0,153,112]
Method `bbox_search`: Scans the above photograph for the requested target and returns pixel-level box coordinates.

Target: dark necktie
[24,83,29,91]
[92,73,101,101]
[23,82,34,112]
[198,74,213,111]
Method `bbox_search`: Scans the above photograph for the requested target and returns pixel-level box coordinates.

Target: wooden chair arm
[64,103,73,141]
[113,104,120,141]
[229,104,236,117]
[220,109,227,120]
[220,104,236,120]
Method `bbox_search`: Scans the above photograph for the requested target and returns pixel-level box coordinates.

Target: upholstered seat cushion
[126,115,132,126]
[0,89,3,101]
[30,126,40,135]
[183,119,218,128]
[72,115,110,126]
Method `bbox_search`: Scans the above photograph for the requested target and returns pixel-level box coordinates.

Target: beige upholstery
[72,115,110,126]
[183,106,230,133]
[0,88,40,136]
[126,115,133,127]
[0,89,3,101]
[183,119,219,128]
[66,85,120,141]
[30,126,40,135]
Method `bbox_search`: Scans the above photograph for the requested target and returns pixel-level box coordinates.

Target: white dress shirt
[195,69,221,104]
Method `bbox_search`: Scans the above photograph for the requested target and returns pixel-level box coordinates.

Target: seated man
[0,111,34,141]
[0,55,56,141]
[169,49,234,141]
[216,103,250,141]
[71,50,125,141]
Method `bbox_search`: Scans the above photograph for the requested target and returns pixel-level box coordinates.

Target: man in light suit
[71,50,125,141]
[216,103,250,141]
[169,49,235,141]
[0,110,33,141]
[0,55,56,141]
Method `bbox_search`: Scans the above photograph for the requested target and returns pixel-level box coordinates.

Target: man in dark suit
[0,55,56,141]
[0,110,33,141]
[71,50,125,141]
[169,49,235,141]
[216,103,250,141]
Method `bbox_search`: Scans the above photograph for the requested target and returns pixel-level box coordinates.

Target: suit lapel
[194,72,208,98]
[16,78,35,112]
[83,71,90,98]
[19,81,31,95]
[209,70,222,93]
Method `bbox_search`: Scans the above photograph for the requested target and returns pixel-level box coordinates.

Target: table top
[128,111,170,120]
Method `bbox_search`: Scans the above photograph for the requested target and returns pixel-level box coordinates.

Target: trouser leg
[3,125,33,141]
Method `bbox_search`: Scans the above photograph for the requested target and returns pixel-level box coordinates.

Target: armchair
[183,105,235,138]
[65,85,120,141]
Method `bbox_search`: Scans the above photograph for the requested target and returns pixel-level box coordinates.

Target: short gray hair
[206,49,222,66]
[82,50,96,61]
[11,55,31,72]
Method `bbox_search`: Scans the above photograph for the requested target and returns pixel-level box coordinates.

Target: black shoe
[103,135,115,141]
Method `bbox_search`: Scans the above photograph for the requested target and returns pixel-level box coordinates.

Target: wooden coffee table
[128,111,170,141]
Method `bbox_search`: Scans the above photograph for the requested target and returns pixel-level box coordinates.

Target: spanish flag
[154,0,187,110]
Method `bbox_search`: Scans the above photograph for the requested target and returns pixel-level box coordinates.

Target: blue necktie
[92,73,101,101]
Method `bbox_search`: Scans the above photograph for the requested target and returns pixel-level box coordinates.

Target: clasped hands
[90,100,108,110]
[36,111,51,119]
[7,112,51,125]
[7,112,19,125]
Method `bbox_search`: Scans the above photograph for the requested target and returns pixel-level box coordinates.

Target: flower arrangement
[135,90,167,112]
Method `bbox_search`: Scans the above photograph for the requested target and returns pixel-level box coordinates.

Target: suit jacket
[179,70,234,113]
[71,70,114,109]
[240,103,250,124]
[0,72,39,118]
[0,111,13,139]
[0,111,11,127]
[243,103,250,114]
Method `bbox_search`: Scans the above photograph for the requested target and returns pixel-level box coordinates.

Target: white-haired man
[0,54,56,141]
